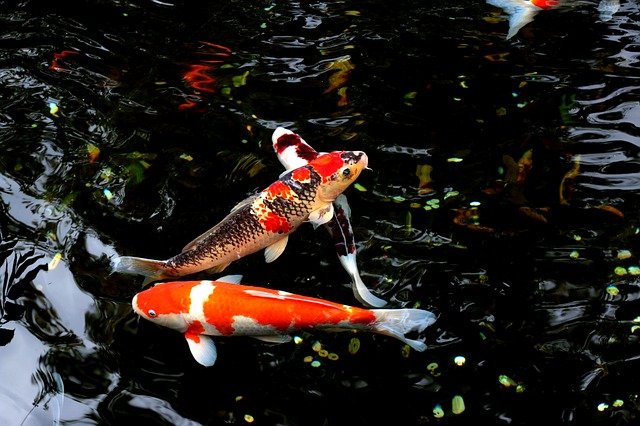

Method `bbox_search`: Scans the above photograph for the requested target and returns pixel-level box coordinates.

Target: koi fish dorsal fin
[228,193,258,214]
[308,203,334,229]
[185,333,218,367]
[264,235,288,263]
[216,274,243,284]
[181,195,257,253]
[252,335,292,344]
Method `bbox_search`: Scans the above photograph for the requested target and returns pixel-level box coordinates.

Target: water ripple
[587,100,640,126]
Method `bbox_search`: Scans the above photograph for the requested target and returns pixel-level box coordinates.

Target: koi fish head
[308,150,368,202]
[132,281,196,332]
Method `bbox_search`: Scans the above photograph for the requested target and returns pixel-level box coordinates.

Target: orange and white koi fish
[487,0,619,39]
[112,149,368,281]
[132,275,436,366]
[272,127,386,308]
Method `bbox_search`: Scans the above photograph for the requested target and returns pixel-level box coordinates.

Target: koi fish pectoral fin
[264,236,289,263]
[308,203,334,229]
[251,335,293,344]
[185,333,218,367]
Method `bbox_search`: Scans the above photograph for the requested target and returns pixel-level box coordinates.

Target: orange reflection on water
[179,41,231,110]
[49,49,80,72]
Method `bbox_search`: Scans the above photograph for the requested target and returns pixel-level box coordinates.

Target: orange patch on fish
[260,210,292,233]
[187,322,206,337]
[201,283,376,334]
[292,167,311,183]
[265,180,295,201]
[135,281,196,315]
[309,152,344,181]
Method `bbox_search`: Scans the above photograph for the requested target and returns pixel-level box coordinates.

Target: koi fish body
[132,275,437,366]
[272,127,387,307]
[112,149,368,281]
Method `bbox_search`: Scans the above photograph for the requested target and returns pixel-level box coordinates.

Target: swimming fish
[272,127,387,308]
[131,275,436,366]
[487,0,619,39]
[112,149,368,281]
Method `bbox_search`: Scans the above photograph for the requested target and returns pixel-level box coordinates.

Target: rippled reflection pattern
[2,0,640,425]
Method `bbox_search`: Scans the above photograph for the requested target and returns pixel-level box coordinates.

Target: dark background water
[2,0,640,424]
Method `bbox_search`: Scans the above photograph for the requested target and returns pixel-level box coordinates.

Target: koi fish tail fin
[486,0,538,39]
[373,308,437,352]
[111,255,167,280]
[352,273,387,308]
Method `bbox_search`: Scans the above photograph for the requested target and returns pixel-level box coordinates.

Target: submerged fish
[487,0,619,39]
[272,127,387,308]
[112,149,368,281]
[132,275,437,366]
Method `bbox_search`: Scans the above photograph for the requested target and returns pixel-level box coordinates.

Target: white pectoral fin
[185,333,217,367]
[216,274,243,284]
[308,203,334,229]
[264,236,288,263]
[252,335,292,344]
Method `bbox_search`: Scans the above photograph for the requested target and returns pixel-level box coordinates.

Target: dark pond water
[2,0,640,424]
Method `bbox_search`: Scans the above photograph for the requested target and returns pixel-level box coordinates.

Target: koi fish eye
[342,168,351,178]
[148,309,157,318]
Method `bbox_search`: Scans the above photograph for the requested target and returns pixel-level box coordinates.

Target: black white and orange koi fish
[272,127,386,308]
[112,149,368,281]
[132,275,436,366]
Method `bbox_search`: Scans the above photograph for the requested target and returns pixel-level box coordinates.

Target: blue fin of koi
[185,333,217,367]
[308,204,334,229]
[264,236,288,263]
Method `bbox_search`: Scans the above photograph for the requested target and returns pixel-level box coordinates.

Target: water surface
[2,1,640,425]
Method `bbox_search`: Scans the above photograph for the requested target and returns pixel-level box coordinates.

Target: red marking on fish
[188,321,206,337]
[265,180,295,201]
[274,132,302,154]
[531,0,558,9]
[292,167,311,182]
[260,211,292,234]
[275,131,319,162]
[308,152,345,182]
